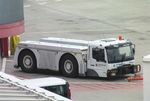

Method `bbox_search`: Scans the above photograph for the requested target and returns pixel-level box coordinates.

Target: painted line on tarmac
[36,0,48,5]
[70,82,143,91]
[38,2,48,5]
[55,0,63,2]
[27,29,131,34]
[24,5,31,8]
[16,76,31,80]
[1,58,6,72]
[6,59,13,62]
[69,81,142,84]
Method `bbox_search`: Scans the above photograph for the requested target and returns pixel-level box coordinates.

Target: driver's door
[88,46,107,77]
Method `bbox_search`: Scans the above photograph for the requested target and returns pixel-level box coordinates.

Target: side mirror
[133,48,135,55]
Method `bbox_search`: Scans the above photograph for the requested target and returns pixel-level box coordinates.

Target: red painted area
[0,20,24,38]
[1,38,8,57]
[128,75,143,81]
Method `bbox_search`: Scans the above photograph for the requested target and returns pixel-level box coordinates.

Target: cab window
[42,84,69,98]
[92,48,105,62]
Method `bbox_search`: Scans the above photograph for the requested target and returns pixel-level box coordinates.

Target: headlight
[134,65,141,72]
[111,69,118,73]
[136,65,141,72]
[108,69,118,76]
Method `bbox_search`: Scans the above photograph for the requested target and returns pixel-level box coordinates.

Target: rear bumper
[107,64,141,77]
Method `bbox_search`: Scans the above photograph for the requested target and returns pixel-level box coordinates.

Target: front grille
[117,65,133,75]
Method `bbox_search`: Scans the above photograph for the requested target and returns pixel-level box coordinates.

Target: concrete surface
[3,0,149,101]
[23,0,150,64]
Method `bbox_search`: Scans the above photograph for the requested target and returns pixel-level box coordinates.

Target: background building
[0,0,24,57]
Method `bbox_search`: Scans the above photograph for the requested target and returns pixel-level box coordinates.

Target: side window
[42,85,66,97]
[92,48,105,62]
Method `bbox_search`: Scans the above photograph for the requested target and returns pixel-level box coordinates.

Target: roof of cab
[21,77,67,87]
[92,38,130,47]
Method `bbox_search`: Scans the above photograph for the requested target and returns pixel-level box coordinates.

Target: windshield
[106,43,134,63]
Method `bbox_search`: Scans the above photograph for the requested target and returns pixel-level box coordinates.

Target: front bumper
[107,64,141,77]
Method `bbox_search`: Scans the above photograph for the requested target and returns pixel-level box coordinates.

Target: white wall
[143,55,150,101]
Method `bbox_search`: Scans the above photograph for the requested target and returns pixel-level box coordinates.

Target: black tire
[60,54,78,77]
[18,50,37,73]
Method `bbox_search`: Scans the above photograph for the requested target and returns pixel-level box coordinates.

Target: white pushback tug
[14,36,141,78]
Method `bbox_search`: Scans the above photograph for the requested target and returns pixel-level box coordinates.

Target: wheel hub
[64,60,73,73]
[23,55,33,68]
[25,58,31,65]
